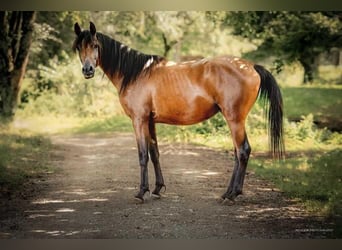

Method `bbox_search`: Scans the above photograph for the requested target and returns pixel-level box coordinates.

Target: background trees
[222,11,342,83]
[0,11,36,118]
[0,11,341,120]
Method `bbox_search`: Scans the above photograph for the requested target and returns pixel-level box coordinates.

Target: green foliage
[20,56,122,118]
[0,127,53,192]
[224,11,342,83]
[3,12,341,225]
[70,115,132,134]
[284,115,341,150]
[29,11,91,68]
[249,149,342,219]
[225,12,342,58]
[318,65,342,85]
[282,86,342,131]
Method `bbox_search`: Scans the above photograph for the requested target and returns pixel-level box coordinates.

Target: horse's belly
[153,96,219,125]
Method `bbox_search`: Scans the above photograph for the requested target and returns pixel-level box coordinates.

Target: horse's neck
[97,37,123,92]
[100,65,123,93]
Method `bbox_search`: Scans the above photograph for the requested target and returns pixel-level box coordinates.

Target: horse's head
[73,22,100,79]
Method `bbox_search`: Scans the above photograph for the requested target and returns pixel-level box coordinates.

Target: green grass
[71,115,133,134]
[282,86,342,130]
[0,125,53,193]
[248,149,342,236]
[250,150,341,215]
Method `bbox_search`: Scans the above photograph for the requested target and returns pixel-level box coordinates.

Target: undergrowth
[0,123,53,194]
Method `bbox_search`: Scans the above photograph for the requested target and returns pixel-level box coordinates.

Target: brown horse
[73,22,284,203]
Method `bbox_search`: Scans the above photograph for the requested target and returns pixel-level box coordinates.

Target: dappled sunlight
[32,199,65,204]
[32,196,109,205]
[28,214,56,219]
[53,137,116,148]
[170,168,221,181]
[297,162,310,172]
[1,131,338,238]
[83,198,108,202]
[30,229,82,237]
[56,208,75,213]
[0,10,340,239]
[162,149,200,156]
[256,187,275,192]
[20,184,117,238]
[61,189,88,196]
[201,171,219,176]
[245,207,280,214]
[183,170,200,175]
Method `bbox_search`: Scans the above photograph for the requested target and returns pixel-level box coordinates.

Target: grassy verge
[249,149,342,237]
[282,86,342,130]
[0,124,53,195]
[249,150,341,217]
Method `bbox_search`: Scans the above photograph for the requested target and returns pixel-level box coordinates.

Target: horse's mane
[73,31,164,93]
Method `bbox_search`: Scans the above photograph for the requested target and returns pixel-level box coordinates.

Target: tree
[0,11,36,118]
[98,11,214,60]
[223,11,342,83]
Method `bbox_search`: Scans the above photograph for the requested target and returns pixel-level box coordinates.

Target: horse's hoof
[151,193,161,199]
[153,184,166,195]
[217,196,225,204]
[222,198,235,206]
[134,195,145,204]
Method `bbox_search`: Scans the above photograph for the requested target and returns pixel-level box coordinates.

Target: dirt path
[0,133,335,238]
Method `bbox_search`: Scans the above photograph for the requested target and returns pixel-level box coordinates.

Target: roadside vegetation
[0,11,340,230]
[3,62,341,221]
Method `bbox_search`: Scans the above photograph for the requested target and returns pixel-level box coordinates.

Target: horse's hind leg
[222,119,251,201]
[149,118,165,198]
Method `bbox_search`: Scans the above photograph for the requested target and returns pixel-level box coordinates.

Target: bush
[19,56,122,118]
[285,114,339,146]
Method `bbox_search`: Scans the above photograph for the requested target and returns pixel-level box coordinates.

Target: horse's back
[121,55,261,124]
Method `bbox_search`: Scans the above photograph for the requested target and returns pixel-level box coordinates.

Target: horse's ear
[90,21,96,36]
[74,22,81,36]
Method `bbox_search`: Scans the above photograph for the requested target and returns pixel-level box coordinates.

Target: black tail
[254,64,285,158]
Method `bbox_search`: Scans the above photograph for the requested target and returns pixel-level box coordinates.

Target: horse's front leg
[133,117,150,202]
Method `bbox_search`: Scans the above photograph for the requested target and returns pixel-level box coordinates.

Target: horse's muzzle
[83,72,95,79]
[82,64,95,79]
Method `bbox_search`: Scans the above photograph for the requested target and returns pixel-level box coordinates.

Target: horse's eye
[93,44,99,49]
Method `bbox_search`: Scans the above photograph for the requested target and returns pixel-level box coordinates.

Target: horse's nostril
[82,65,94,75]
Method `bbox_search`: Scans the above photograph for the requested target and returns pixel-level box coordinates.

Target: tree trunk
[0,11,36,119]
[298,55,319,84]
[161,33,177,58]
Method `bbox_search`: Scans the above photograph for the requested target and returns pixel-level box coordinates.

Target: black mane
[73,31,164,93]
